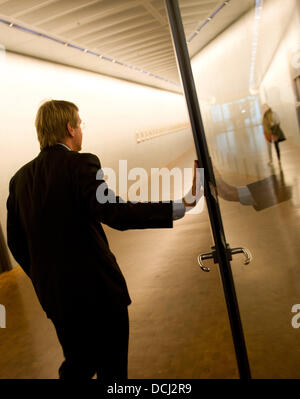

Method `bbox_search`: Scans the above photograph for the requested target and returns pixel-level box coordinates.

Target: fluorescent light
[188,0,231,42]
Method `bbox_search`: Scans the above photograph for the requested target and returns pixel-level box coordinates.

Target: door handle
[197,246,252,272]
[230,247,252,265]
[197,252,214,272]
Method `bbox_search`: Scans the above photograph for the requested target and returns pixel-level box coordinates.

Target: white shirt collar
[57,142,71,151]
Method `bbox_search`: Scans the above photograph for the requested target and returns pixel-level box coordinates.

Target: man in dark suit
[6,100,199,380]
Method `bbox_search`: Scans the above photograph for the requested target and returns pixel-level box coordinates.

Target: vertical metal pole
[165,0,251,379]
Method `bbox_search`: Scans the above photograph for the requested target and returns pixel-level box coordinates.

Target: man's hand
[182,160,202,208]
[180,160,240,209]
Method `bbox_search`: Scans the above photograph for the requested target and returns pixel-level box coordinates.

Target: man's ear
[67,122,74,137]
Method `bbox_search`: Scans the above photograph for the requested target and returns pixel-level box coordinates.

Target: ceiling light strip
[0,17,179,87]
[187,0,231,42]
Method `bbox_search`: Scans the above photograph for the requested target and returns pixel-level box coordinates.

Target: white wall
[0,51,192,267]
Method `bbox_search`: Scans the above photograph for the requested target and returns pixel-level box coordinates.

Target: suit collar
[41,143,72,152]
[57,143,71,151]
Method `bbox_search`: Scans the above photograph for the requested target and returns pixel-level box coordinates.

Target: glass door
[166,0,300,379]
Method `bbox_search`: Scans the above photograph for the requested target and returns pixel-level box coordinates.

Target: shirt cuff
[237,186,255,205]
[172,202,186,220]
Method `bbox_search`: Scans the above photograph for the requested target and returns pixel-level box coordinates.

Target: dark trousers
[52,306,129,381]
[274,141,280,160]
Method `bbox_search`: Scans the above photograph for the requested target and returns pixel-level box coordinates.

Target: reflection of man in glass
[261,104,286,166]
[214,166,292,211]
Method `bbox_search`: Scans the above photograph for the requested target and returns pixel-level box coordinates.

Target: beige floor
[1,140,300,379]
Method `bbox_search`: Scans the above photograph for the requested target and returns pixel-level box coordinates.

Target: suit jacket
[6,144,173,322]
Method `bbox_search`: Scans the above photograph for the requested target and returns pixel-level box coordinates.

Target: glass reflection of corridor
[206,95,281,179]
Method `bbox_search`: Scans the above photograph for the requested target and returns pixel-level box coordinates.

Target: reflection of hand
[213,166,239,202]
[192,159,198,196]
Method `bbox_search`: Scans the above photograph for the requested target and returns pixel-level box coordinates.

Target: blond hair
[35,100,79,150]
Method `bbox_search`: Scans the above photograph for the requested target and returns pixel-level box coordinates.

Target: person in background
[261,103,286,165]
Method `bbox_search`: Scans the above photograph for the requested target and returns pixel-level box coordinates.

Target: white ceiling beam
[140,59,176,70]
[180,0,218,8]
[130,50,175,64]
[18,0,103,25]
[141,0,168,26]
[37,0,141,29]
[126,44,173,60]
[73,15,153,44]
[86,23,164,48]
[128,54,175,68]
[99,30,166,53]
[125,54,174,68]
[114,38,171,58]
[60,8,148,40]
[181,13,207,23]
[181,9,211,18]
[0,0,56,16]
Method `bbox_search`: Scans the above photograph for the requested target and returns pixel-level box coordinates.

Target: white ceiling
[0,0,254,93]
